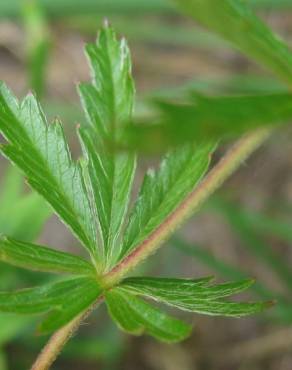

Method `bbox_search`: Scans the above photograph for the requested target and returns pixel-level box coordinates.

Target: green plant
[3,0,292,367]
[0,23,273,370]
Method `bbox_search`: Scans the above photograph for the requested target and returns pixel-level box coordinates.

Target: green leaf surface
[0,83,98,259]
[119,277,270,317]
[162,299,271,317]
[174,0,292,84]
[0,277,99,315]
[78,24,136,268]
[122,276,214,292]
[120,276,254,300]
[119,142,215,261]
[124,93,292,152]
[0,236,94,275]
[39,279,102,334]
[105,288,191,342]
[105,289,144,335]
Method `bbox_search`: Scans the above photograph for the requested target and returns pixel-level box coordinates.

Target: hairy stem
[103,128,271,286]
[31,314,83,370]
[31,297,103,370]
[32,128,270,370]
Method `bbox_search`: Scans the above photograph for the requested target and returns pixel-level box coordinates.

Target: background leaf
[0,0,291,19]
[174,0,292,84]
[0,167,52,242]
[213,199,292,290]
[123,93,292,153]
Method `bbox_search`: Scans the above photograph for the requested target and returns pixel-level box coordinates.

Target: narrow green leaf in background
[0,0,291,19]
[78,24,136,268]
[174,0,292,84]
[213,200,292,290]
[23,0,51,98]
[0,167,52,242]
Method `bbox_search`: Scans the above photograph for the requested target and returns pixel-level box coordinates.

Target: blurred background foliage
[0,0,292,369]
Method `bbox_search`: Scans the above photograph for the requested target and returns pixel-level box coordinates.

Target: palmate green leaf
[123,93,292,152]
[105,288,191,343]
[118,142,216,261]
[119,277,271,318]
[0,83,98,260]
[0,236,95,275]
[174,0,292,84]
[78,23,136,268]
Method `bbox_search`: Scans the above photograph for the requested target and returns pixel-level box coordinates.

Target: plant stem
[32,128,271,370]
[31,314,83,370]
[31,297,104,370]
[103,128,271,286]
